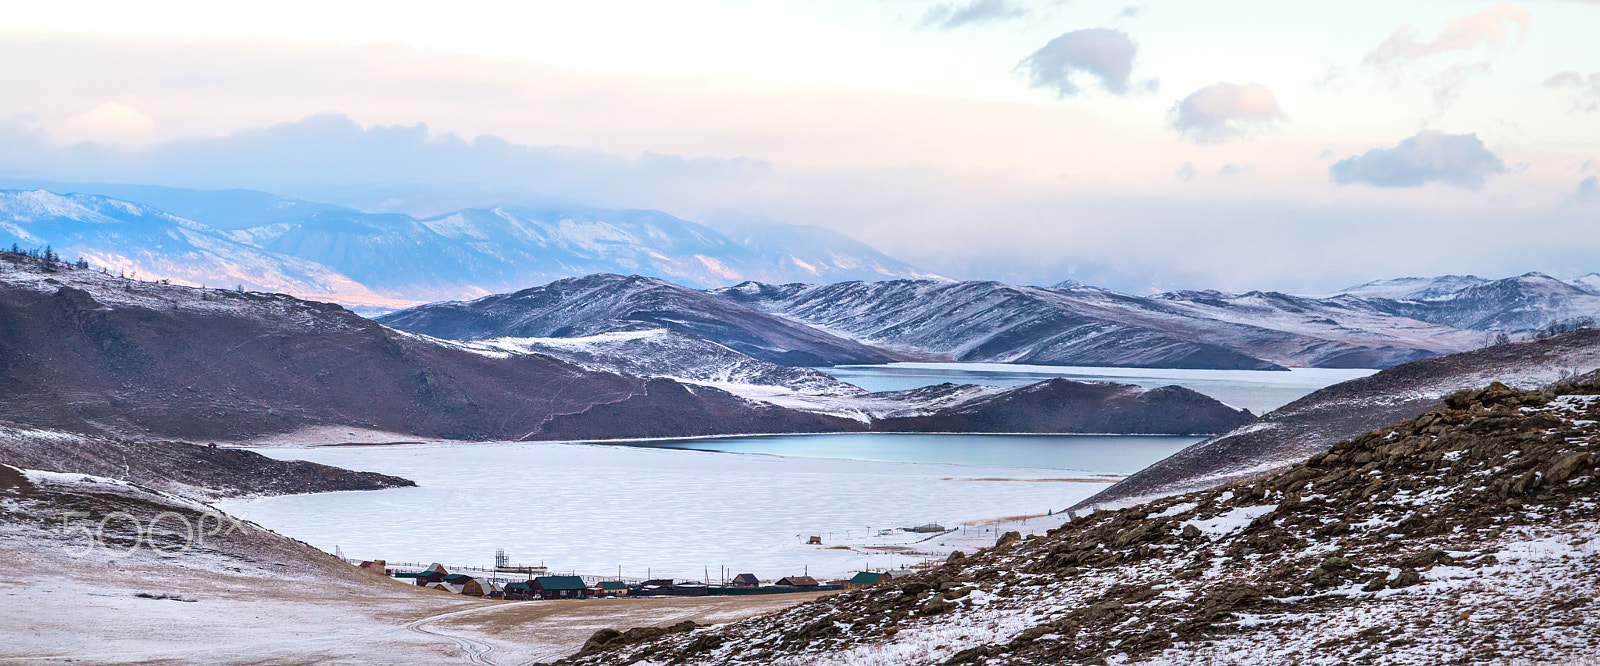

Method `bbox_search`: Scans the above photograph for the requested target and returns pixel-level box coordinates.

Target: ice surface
[221,442,1116,580]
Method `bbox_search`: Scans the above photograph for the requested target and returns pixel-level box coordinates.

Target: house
[807,536,823,545]
[730,573,760,588]
[531,575,589,600]
[439,574,487,596]
[358,560,387,576]
[776,576,820,588]
[844,571,892,590]
[594,580,628,597]
[504,581,535,600]
[395,569,449,586]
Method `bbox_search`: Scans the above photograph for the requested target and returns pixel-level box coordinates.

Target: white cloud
[51,103,156,144]
[921,0,1030,29]
[1168,83,1284,145]
[1545,70,1600,113]
[1363,4,1530,70]
[1330,130,1506,189]
[1363,4,1531,114]
[1018,29,1138,97]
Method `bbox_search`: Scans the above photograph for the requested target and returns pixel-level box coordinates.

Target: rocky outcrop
[560,378,1600,665]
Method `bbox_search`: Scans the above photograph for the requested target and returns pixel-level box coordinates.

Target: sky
[0,0,1597,292]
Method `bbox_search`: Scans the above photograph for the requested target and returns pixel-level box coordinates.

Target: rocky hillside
[1082,328,1600,509]
[871,380,1254,436]
[0,255,856,442]
[562,377,1600,665]
[378,273,901,366]
[0,421,412,501]
[1,256,1242,442]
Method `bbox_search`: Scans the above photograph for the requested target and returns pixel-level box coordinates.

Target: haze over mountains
[2,183,1598,373]
[0,184,938,306]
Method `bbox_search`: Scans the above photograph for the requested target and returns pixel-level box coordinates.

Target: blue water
[641,432,1202,473]
[819,362,1373,416]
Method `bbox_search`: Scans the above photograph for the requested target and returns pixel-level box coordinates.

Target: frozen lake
[643,432,1199,473]
[820,362,1375,416]
[222,438,1139,580]
[221,366,1371,580]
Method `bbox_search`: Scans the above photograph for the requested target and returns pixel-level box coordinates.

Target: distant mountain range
[384,271,1600,371]
[1,182,1596,372]
[0,184,940,307]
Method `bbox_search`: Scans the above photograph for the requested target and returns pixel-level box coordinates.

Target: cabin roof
[534,575,588,590]
[849,571,886,585]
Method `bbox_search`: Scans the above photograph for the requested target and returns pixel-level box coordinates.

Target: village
[337,518,1061,604]
[345,528,949,602]
[355,551,898,601]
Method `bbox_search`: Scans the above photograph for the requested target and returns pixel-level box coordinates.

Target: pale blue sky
[0,0,1596,291]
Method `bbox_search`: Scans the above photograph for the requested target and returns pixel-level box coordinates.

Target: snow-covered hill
[377,273,903,366]
[715,280,1486,370]
[1327,274,1489,300]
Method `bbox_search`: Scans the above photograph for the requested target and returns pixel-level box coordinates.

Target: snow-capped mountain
[1328,274,1489,300]
[0,190,398,306]
[1569,273,1600,295]
[715,280,1288,369]
[377,273,902,366]
[1354,272,1600,332]
[716,279,1486,370]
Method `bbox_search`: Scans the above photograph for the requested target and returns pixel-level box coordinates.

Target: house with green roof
[531,575,589,599]
[844,571,892,590]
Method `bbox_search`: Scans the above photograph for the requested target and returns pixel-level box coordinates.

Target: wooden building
[531,575,589,600]
[594,580,629,597]
[730,573,760,588]
[844,571,892,590]
[776,576,819,588]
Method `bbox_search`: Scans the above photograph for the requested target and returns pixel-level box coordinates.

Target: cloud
[1168,82,1284,145]
[1363,4,1530,114]
[0,113,772,213]
[1018,29,1138,96]
[1219,164,1255,176]
[51,103,156,144]
[1579,176,1599,203]
[1330,130,1506,189]
[1545,70,1600,112]
[921,0,1030,29]
[1175,162,1197,182]
[1363,4,1530,70]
